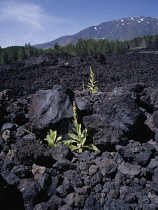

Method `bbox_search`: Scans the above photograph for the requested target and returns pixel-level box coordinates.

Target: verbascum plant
[87,67,98,93]
[45,129,62,147]
[63,101,98,153]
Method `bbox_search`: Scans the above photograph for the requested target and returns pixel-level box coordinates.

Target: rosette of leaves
[87,67,98,93]
[45,129,62,147]
[63,102,98,153]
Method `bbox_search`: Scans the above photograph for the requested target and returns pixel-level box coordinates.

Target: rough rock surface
[0,52,158,97]
[28,85,73,131]
[1,52,158,209]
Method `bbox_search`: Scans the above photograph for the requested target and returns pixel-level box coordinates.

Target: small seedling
[25,129,33,135]
[63,102,98,153]
[45,129,62,147]
[87,67,98,93]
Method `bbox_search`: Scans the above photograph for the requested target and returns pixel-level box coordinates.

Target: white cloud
[0,1,64,29]
[0,1,74,47]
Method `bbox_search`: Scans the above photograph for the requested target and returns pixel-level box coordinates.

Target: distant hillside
[34,16,158,49]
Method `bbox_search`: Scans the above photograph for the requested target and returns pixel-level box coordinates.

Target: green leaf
[78,124,82,136]
[68,145,79,151]
[48,142,55,147]
[45,136,54,145]
[50,130,57,139]
[56,136,62,143]
[81,136,86,146]
[68,133,79,141]
[63,139,78,145]
[78,148,83,153]
[84,144,99,151]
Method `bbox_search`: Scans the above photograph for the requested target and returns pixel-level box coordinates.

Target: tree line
[48,34,158,56]
[0,34,158,65]
[0,43,43,65]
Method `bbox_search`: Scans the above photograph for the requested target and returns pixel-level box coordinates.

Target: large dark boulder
[83,114,128,151]
[96,93,153,141]
[74,91,92,114]
[97,94,143,132]
[13,138,55,167]
[111,83,145,97]
[116,142,155,166]
[93,125,128,151]
[28,85,73,131]
[74,90,106,115]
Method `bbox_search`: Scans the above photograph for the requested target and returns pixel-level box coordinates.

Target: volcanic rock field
[0,51,158,210]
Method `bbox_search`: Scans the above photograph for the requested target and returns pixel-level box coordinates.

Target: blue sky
[0,0,158,48]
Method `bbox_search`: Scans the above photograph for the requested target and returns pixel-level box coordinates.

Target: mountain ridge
[34,16,158,49]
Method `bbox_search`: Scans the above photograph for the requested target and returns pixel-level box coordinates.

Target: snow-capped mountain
[35,16,158,49]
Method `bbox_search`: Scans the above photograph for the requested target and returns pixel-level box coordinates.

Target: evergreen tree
[1,50,8,65]
[87,39,97,55]
[7,47,15,63]
[25,43,33,57]
[53,43,62,53]
[18,47,26,61]
[76,39,87,56]
[63,43,76,55]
